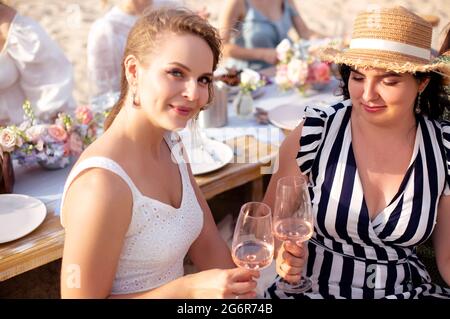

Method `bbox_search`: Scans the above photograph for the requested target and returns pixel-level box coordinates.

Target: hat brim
[320,47,450,77]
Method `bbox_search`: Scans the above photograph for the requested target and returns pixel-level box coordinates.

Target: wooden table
[0,135,278,281]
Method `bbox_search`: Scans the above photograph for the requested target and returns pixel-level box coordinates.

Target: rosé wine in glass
[274,218,313,243]
[231,202,274,273]
[232,239,274,270]
[273,175,314,294]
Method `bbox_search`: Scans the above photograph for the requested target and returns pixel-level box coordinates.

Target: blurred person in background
[218,0,321,71]
[87,0,208,106]
[87,0,153,105]
[0,0,75,125]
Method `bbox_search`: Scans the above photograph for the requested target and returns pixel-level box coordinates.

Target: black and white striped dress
[266,100,450,299]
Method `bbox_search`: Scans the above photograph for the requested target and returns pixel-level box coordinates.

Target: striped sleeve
[296,105,330,174]
[441,120,450,195]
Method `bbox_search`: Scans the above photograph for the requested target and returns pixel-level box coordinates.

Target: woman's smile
[360,102,386,113]
[170,104,193,116]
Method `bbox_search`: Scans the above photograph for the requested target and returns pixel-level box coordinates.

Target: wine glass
[231,202,274,271]
[273,175,314,293]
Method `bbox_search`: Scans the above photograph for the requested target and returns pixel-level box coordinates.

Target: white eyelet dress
[60,133,204,295]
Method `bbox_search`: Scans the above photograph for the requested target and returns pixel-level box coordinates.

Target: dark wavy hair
[337,64,450,121]
[104,7,222,130]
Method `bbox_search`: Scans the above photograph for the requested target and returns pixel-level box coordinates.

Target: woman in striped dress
[264,6,450,299]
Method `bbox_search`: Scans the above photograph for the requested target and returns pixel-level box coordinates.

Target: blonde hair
[104,7,222,130]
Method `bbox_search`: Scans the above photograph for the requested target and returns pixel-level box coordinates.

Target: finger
[228,280,258,294]
[230,268,260,281]
[276,261,302,284]
[278,273,301,285]
[227,291,257,299]
[282,250,305,268]
[235,291,258,299]
[279,262,302,276]
[284,241,307,258]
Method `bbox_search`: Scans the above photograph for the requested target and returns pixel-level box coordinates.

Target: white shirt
[86,6,137,102]
[0,14,75,125]
[86,2,185,104]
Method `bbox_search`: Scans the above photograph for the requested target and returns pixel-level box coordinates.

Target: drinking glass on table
[273,175,314,293]
[231,202,274,271]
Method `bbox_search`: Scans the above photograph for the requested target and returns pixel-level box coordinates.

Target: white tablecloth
[13,162,73,215]
[200,79,342,146]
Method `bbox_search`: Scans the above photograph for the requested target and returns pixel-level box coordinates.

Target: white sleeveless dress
[60,133,204,295]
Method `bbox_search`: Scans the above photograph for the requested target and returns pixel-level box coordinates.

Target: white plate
[268,103,306,131]
[184,138,234,175]
[0,194,47,244]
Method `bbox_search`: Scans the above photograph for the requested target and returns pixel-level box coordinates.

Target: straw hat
[420,14,440,27]
[320,6,450,77]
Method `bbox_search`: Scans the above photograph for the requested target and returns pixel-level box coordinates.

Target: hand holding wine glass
[273,175,314,294]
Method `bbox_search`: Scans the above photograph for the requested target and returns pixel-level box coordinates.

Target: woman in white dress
[60,8,259,299]
[0,1,75,125]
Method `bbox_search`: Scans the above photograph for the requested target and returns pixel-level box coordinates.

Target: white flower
[287,58,309,86]
[240,68,261,87]
[276,38,293,62]
[239,68,264,94]
[0,128,18,152]
[25,124,48,143]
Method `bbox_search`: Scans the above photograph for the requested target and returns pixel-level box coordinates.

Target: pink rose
[47,125,68,142]
[0,128,19,152]
[25,124,48,143]
[311,62,331,83]
[69,132,83,157]
[63,142,71,156]
[75,106,93,125]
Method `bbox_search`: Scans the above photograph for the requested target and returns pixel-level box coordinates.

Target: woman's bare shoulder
[62,163,133,228]
[279,123,303,159]
[63,135,133,225]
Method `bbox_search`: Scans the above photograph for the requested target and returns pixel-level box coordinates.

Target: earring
[415,91,422,114]
[131,87,140,108]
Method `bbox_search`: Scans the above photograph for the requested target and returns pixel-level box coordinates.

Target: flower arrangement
[238,68,266,94]
[275,38,334,93]
[232,68,267,117]
[0,101,101,169]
